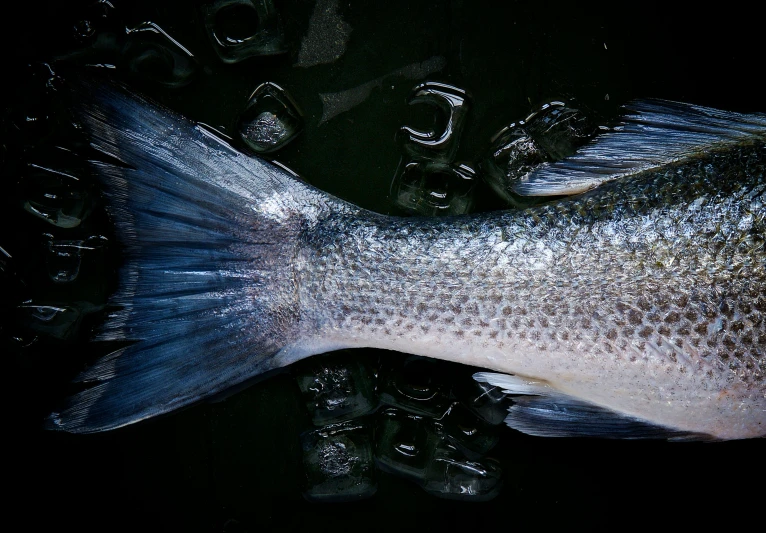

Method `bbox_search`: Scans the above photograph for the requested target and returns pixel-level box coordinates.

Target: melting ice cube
[237,82,302,154]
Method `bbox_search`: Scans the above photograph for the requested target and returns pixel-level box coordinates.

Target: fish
[46,78,766,441]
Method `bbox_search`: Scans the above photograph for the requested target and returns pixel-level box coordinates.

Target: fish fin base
[473,373,713,441]
[514,99,766,196]
[46,77,331,433]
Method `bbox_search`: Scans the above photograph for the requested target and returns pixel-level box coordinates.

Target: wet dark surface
[2,0,764,531]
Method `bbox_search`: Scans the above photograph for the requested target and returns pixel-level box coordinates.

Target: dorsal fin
[473,373,713,441]
[513,99,766,196]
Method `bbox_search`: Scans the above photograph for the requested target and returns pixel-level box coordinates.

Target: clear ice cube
[122,22,198,88]
[44,235,108,284]
[15,303,84,340]
[434,403,500,460]
[293,351,378,426]
[483,125,544,205]
[201,0,286,64]
[237,82,302,154]
[392,160,476,216]
[375,408,440,482]
[452,375,513,426]
[378,355,453,418]
[421,443,503,501]
[20,147,92,228]
[400,82,470,163]
[300,420,377,502]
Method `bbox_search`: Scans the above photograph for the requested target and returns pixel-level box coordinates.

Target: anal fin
[473,372,711,441]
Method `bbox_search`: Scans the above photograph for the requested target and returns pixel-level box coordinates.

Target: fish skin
[293,143,765,440]
[44,79,765,438]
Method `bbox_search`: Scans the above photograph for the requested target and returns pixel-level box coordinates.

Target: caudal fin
[47,78,344,433]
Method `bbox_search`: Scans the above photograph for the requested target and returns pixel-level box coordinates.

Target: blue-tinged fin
[473,373,711,440]
[46,78,339,433]
[513,99,766,196]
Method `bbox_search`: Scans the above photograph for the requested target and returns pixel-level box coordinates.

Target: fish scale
[297,144,765,439]
[46,79,765,439]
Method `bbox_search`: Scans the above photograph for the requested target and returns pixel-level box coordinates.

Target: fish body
[48,80,765,440]
[295,144,765,440]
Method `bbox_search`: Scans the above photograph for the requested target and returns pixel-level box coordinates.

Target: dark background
[2,1,763,531]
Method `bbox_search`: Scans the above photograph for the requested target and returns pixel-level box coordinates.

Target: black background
[2,1,764,531]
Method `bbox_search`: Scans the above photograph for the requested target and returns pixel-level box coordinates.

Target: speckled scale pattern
[295,144,765,439]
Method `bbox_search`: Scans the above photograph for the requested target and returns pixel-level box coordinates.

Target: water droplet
[201,0,286,64]
[237,82,302,153]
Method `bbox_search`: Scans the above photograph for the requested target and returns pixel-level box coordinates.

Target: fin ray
[474,372,712,440]
[47,78,327,433]
[514,99,766,196]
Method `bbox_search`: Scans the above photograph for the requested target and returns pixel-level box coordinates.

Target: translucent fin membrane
[514,99,766,196]
[47,78,324,433]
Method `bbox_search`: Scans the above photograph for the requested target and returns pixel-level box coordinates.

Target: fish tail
[47,78,342,433]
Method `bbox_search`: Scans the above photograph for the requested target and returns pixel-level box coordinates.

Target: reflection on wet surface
[2,0,764,530]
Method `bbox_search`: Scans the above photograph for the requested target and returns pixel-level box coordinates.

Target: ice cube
[452,375,513,426]
[122,22,198,88]
[20,147,92,228]
[43,235,108,284]
[524,101,595,161]
[483,124,544,205]
[421,442,503,501]
[392,160,476,216]
[400,82,470,163]
[15,303,84,341]
[201,0,286,64]
[300,420,377,502]
[293,351,378,426]
[237,82,302,154]
[378,355,453,418]
[483,101,595,205]
[434,403,500,460]
[374,408,439,483]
